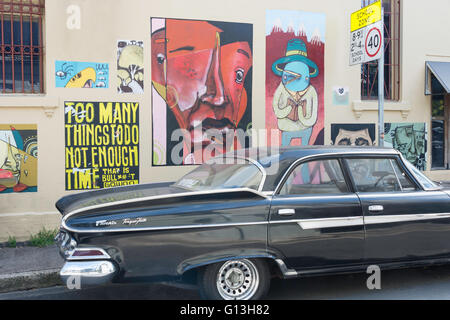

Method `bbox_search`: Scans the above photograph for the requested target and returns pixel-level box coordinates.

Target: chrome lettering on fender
[122,218,147,225]
[95,220,117,227]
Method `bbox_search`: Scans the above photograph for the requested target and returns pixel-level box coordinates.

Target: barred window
[0,0,44,94]
[361,0,400,101]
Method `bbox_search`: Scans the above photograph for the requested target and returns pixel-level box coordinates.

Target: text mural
[266,10,326,147]
[64,101,139,190]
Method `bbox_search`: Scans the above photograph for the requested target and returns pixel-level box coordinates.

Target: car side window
[346,158,415,192]
[390,159,417,191]
[279,159,349,195]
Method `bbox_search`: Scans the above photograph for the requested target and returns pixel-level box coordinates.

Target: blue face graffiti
[282,61,310,92]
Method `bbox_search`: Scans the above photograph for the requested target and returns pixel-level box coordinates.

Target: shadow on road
[2,264,450,300]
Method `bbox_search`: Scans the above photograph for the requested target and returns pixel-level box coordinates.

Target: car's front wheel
[198,258,270,300]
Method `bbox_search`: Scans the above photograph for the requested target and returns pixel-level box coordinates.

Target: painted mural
[0,124,37,193]
[117,40,144,94]
[384,123,427,170]
[151,18,253,165]
[331,123,376,146]
[64,101,139,190]
[55,61,109,88]
[266,10,325,147]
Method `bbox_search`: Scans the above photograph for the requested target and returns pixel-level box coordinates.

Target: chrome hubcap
[216,259,259,300]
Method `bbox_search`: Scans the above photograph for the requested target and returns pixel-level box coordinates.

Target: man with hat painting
[272,38,319,147]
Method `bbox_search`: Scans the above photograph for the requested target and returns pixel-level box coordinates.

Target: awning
[425,61,450,95]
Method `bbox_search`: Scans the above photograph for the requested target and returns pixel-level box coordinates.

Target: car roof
[224,145,400,164]
[222,146,401,191]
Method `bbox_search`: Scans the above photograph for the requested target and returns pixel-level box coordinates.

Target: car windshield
[173,158,263,191]
[402,156,439,189]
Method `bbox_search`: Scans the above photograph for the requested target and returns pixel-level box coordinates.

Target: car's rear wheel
[198,258,270,300]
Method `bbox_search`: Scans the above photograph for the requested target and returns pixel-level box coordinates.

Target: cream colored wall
[1,0,450,241]
[402,0,450,179]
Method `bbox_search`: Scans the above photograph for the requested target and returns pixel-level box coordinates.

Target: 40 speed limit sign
[365,22,382,59]
[350,20,383,65]
[349,0,383,66]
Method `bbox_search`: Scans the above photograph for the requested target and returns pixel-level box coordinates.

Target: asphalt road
[2,264,450,300]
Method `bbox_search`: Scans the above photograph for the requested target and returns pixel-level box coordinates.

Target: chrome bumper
[60,260,117,287]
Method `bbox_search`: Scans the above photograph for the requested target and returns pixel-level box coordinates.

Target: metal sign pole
[378,6,385,147]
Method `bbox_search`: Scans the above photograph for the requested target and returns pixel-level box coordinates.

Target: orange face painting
[152,19,253,165]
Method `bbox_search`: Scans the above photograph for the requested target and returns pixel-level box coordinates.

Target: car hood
[55,181,181,216]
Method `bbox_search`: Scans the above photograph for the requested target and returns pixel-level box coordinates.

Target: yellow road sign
[351,1,382,32]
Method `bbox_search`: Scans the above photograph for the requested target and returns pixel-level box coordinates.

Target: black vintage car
[55,146,450,300]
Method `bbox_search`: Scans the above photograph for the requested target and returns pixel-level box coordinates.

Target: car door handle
[368,205,384,213]
[278,209,295,216]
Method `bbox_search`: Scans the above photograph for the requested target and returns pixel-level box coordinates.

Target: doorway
[431,94,449,169]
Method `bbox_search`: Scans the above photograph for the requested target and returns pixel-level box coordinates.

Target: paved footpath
[0,245,64,292]
[0,245,63,274]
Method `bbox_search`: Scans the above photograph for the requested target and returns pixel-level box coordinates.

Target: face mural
[331,124,376,146]
[266,10,325,147]
[0,125,38,193]
[151,18,253,165]
[384,123,427,170]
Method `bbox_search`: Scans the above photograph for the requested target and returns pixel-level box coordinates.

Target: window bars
[0,0,44,94]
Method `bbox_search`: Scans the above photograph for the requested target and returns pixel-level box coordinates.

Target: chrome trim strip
[66,247,111,261]
[63,212,450,234]
[269,217,363,229]
[273,150,402,195]
[364,213,450,225]
[272,213,450,229]
[63,220,270,234]
[62,187,269,229]
[297,216,364,229]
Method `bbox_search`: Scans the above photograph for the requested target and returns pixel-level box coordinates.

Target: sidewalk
[0,245,64,293]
